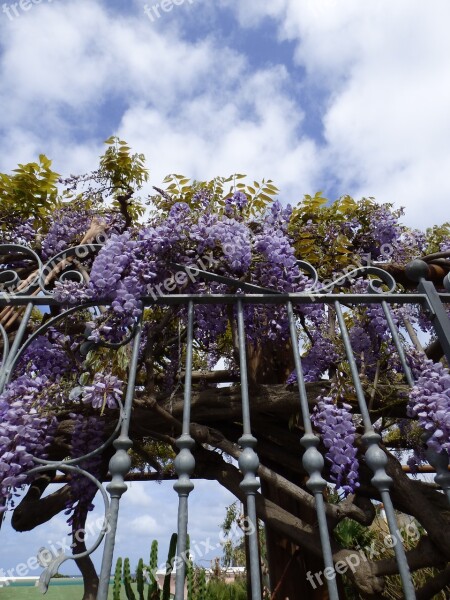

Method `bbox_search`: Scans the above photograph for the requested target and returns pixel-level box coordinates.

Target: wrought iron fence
[1,243,450,600]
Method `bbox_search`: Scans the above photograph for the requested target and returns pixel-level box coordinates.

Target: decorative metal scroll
[1,243,450,600]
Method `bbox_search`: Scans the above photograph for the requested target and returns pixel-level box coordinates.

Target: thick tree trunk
[72,508,99,600]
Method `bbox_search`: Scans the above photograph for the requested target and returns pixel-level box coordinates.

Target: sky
[0,0,449,581]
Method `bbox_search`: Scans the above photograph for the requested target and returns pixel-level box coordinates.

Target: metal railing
[1,243,450,599]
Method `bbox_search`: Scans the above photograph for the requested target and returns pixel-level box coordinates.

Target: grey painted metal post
[97,316,144,600]
[405,259,450,364]
[236,300,262,600]
[174,301,195,600]
[334,300,416,599]
[287,302,340,600]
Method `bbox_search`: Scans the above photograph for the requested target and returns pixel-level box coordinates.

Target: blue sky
[1,0,449,580]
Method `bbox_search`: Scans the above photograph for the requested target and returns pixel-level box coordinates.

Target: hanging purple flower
[81,373,124,412]
[312,396,359,494]
[407,355,450,456]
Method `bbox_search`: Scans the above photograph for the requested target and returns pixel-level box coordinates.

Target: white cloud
[0,0,320,205]
[220,0,450,227]
[123,482,154,508]
[127,514,163,537]
[2,0,449,228]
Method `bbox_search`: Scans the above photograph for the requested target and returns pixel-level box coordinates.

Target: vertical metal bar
[174,301,195,600]
[405,260,450,364]
[0,302,33,392]
[236,300,262,600]
[334,301,416,600]
[287,302,340,600]
[417,278,450,365]
[380,301,414,388]
[97,315,144,600]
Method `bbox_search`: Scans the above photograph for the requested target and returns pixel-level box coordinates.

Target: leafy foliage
[0,154,60,230]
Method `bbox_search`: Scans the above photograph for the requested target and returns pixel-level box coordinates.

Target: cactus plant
[123,557,136,600]
[136,558,145,600]
[162,533,177,600]
[113,557,123,600]
[147,540,159,600]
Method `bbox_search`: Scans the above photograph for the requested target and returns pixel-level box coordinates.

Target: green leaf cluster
[101,136,149,193]
[0,154,60,229]
[153,173,278,219]
[289,193,403,277]
[424,222,450,254]
[100,136,149,224]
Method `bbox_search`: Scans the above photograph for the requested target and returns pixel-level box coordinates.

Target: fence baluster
[236,299,262,600]
[334,300,417,600]
[287,301,340,600]
[174,301,196,600]
[97,314,145,600]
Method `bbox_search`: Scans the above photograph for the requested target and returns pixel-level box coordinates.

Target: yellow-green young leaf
[247,186,256,195]
[259,193,273,202]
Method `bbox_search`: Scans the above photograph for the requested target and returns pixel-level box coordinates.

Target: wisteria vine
[1,148,450,522]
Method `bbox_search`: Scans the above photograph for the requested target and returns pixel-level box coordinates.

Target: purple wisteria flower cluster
[78,195,314,348]
[407,355,450,456]
[312,395,359,495]
[356,204,403,260]
[81,373,124,412]
[0,375,57,509]
[19,331,73,379]
[225,191,248,215]
[440,238,450,252]
[41,209,93,260]
[301,336,340,382]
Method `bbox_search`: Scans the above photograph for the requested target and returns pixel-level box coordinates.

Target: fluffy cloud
[4,0,446,228]
[0,0,320,201]
[220,0,450,227]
